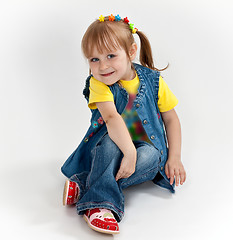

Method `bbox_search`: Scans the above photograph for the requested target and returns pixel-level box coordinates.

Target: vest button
[143,120,148,124]
[150,135,155,140]
[136,103,140,108]
[160,166,163,171]
[161,150,163,155]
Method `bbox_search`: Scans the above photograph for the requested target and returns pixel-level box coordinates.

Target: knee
[94,134,122,172]
[96,134,121,156]
[136,144,160,169]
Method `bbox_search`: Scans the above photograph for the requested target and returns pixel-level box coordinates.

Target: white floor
[1,149,233,240]
[1,0,233,239]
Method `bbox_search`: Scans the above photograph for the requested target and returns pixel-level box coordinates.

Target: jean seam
[77,201,124,222]
[121,166,158,188]
[77,201,124,213]
[86,147,97,189]
[73,175,84,189]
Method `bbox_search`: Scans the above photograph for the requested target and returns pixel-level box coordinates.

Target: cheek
[89,63,97,72]
[113,58,127,70]
[115,61,130,73]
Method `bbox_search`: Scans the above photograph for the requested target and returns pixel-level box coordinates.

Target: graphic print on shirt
[121,93,150,142]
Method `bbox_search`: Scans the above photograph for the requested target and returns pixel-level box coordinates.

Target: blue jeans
[69,134,161,222]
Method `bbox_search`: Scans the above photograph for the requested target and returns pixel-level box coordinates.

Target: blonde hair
[81,16,168,72]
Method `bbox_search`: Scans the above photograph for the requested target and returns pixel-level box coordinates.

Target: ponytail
[136,31,168,71]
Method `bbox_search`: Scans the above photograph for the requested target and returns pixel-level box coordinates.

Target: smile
[101,71,115,77]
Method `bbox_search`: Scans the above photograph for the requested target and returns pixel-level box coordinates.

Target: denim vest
[61,63,175,193]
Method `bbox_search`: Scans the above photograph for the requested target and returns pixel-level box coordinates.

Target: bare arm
[161,109,186,186]
[96,101,137,181]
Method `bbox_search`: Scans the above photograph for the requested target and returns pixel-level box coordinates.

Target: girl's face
[88,43,137,85]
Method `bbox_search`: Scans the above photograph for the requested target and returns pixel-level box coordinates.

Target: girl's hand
[115,150,137,181]
[165,158,186,186]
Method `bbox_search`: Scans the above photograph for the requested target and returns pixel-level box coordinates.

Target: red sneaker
[83,208,119,234]
[63,180,79,206]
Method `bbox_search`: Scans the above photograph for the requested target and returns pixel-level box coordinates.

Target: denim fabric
[70,134,161,222]
[61,63,175,221]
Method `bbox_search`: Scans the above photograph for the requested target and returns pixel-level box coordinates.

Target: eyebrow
[88,50,118,59]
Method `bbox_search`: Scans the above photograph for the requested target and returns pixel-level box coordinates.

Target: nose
[99,60,108,71]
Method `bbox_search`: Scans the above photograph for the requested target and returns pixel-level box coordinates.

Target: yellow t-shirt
[88,73,178,112]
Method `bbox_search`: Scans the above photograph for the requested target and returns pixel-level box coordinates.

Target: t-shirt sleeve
[88,77,114,109]
[157,76,178,112]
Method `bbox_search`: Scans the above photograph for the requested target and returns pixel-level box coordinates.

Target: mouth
[101,71,115,77]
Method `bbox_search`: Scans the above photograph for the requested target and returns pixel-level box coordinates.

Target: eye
[90,58,99,62]
[107,54,116,59]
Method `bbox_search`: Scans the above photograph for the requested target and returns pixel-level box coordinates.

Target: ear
[129,43,137,61]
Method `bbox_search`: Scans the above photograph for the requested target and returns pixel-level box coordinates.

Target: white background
[1,0,233,239]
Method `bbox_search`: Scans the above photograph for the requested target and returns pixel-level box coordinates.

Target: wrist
[124,146,137,158]
[167,153,181,162]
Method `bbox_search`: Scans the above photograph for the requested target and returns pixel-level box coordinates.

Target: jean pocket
[96,132,108,147]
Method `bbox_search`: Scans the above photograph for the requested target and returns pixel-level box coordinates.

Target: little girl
[61,14,186,234]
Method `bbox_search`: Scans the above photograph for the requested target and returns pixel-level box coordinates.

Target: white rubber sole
[83,214,119,234]
[62,180,69,206]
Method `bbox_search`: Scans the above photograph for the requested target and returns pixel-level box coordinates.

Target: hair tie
[109,14,115,21]
[123,17,129,24]
[98,14,138,34]
[99,15,105,22]
[132,28,138,34]
[115,14,121,21]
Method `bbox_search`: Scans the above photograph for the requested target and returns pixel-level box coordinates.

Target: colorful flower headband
[98,14,138,34]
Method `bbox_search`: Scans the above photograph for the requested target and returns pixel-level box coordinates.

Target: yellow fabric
[88,73,178,112]
[88,77,114,109]
[119,75,140,94]
[157,76,178,112]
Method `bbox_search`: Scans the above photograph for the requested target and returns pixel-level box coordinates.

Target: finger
[169,168,175,185]
[115,170,123,181]
[175,168,181,186]
[180,170,186,184]
[170,175,174,185]
[116,168,130,181]
[184,170,187,183]
[120,171,132,179]
[169,170,174,185]
[175,172,180,186]
[165,164,170,179]
[124,171,133,179]
[116,162,126,181]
